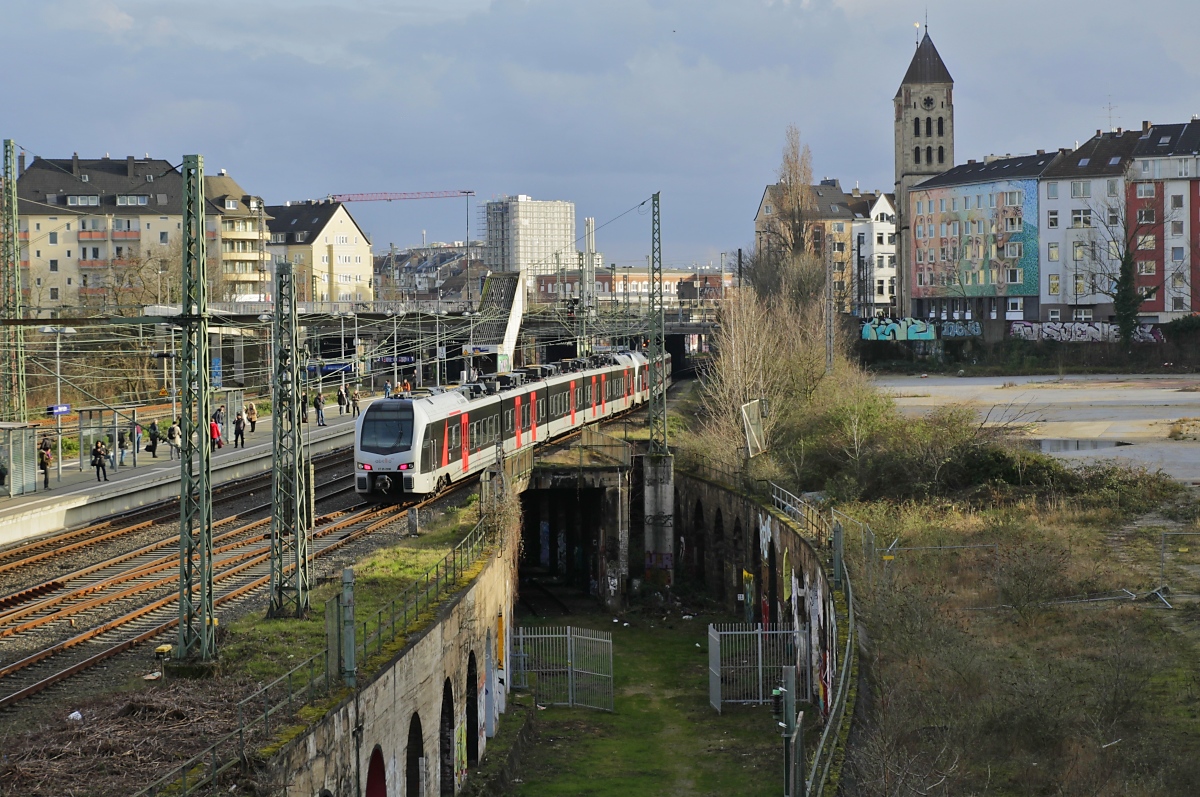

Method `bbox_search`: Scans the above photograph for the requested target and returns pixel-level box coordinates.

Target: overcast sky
[8,0,1200,268]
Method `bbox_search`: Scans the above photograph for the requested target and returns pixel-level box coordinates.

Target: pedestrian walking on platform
[337,385,347,416]
[314,392,327,426]
[92,441,109,482]
[233,412,246,448]
[167,420,181,460]
[38,438,52,489]
[148,421,160,458]
[245,402,258,433]
[351,388,361,417]
[209,419,223,450]
[384,380,392,399]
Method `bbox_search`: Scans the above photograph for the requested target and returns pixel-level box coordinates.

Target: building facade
[908,152,1062,322]
[205,171,271,302]
[849,191,897,316]
[483,195,577,280]
[16,154,184,314]
[266,200,375,305]
[894,31,955,315]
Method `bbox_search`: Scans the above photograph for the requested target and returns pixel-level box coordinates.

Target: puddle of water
[1026,439,1133,453]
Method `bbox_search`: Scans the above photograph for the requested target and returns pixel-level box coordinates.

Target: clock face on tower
[922,96,935,110]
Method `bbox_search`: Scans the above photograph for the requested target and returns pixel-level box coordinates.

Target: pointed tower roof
[898,31,953,92]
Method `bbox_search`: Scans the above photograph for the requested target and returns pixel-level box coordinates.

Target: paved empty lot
[874,374,1200,483]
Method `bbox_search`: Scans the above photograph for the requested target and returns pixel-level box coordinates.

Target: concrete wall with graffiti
[1009,321,1165,343]
[674,473,840,715]
[862,316,982,340]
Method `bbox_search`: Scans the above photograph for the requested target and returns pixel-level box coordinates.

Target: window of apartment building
[916,200,923,214]
[1138,209,1156,224]
[48,232,57,245]
[1179,159,1191,178]
[876,233,884,245]
[34,278,41,287]
[833,241,846,253]
[1107,179,1119,197]
[49,259,57,272]
[1137,234,1156,250]
[1046,182,1059,199]
[49,288,58,300]
[987,194,995,208]
[1002,191,1019,206]
[1048,308,1061,321]
[951,221,959,236]
[1073,242,1087,262]
[34,250,39,258]
[917,271,925,286]
[916,249,924,263]
[66,278,71,286]
[1173,296,1186,311]
[1048,242,1060,262]
[1172,246,1185,261]
[1107,207,1120,227]
[90,247,99,259]
[1173,273,1186,289]
[1070,181,1090,199]
[1138,261,1156,275]
[937,199,945,212]
[1005,242,1023,259]
[1074,308,1093,322]
[940,223,947,237]
[1141,160,1152,175]
[1005,217,1022,232]
[949,198,957,212]
[877,255,885,268]
[158,232,169,245]
[1072,209,1092,228]
[940,247,948,261]
[1006,267,1022,283]
[321,255,329,263]
[1137,182,1156,198]
[1171,194,1184,210]
[225,200,238,210]
[763,204,772,215]
[876,279,885,296]
[1048,273,1060,295]
[1072,273,1085,296]
[1007,297,1023,312]
[1047,210,1059,229]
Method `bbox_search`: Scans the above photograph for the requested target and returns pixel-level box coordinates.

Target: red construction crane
[327,190,474,202]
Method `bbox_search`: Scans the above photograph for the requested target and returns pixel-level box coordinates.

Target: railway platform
[0,403,370,549]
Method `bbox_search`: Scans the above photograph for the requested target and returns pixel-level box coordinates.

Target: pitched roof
[16,155,183,216]
[265,200,367,245]
[1131,121,1200,157]
[1041,130,1141,178]
[915,151,1063,189]
[203,173,264,217]
[898,32,953,91]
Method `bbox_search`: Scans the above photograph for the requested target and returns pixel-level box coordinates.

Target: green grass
[513,612,811,797]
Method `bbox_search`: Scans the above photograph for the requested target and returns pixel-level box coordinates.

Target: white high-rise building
[484,195,577,279]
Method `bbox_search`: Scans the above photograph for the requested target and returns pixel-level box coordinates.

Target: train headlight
[358,463,373,470]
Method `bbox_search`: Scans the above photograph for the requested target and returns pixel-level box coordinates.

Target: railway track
[0,448,354,578]
[0,491,437,710]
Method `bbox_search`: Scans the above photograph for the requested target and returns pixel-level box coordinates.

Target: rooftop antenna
[1105,96,1120,132]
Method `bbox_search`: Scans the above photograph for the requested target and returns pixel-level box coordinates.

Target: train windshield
[360,402,414,454]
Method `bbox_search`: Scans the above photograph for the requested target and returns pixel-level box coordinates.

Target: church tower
[894,30,954,315]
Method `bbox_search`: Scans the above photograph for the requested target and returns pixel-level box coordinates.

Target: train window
[538,398,545,419]
[505,409,513,431]
[360,402,413,454]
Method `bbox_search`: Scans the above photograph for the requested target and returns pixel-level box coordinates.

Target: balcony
[79,287,107,297]
[78,259,108,268]
[79,230,107,240]
[18,230,28,240]
[219,228,261,240]
[111,230,141,240]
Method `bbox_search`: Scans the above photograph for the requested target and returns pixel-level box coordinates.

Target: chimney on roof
[1117,127,1123,134]
[1143,120,1152,133]
[852,186,860,197]
[71,153,79,176]
[1096,130,1102,138]
[126,155,135,177]
[968,159,976,164]
[18,152,25,176]
[1037,149,1045,156]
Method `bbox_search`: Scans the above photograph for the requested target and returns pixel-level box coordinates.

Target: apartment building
[848,191,897,316]
[266,200,374,305]
[908,151,1063,322]
[484,195,577,280]
[205,171,271,302]
[16,154,184,314]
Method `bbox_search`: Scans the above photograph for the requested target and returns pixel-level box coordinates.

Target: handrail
[135,513,500,797]
[807,565,855,795]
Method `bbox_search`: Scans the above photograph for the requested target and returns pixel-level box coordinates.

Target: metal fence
[707,623,800,712]
[136,512,500,797]
[579,424,633,466]
[512,626,614,712]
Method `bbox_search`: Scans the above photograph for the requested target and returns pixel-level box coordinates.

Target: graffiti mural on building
[1009,321,1165,343]
[860,317,937,341]
[940,319,982,338]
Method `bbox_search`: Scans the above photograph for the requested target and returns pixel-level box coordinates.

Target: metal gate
[708,623,800,712]
[513,626,613,712]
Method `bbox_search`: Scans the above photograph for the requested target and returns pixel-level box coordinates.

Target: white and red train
[354,351,672,498]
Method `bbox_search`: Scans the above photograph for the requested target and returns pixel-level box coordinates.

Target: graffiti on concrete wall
[1009,321,1165,343]
[940,319,982,338]
[860,317,937,341]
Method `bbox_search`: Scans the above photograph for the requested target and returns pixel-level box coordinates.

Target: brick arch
[466,652,480,766]
[406,712,423,797]
[439,679,454,795]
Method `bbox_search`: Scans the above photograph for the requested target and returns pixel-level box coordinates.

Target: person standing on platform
[92,441,109,482]
[245,401,258,433]
[351,388,361,417]
[337,385,347,416]
[401,378,411,393]
[301,391,309,423]
[117,430,129,466]
[314,392,327,426]
[233,412,246,448]
[38,438,52,489]
[148,421,160,458]
[384,380,392,398]
[167,420,181,460]
[209,418,223,450]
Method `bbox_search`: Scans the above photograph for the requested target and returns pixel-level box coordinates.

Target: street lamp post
[39,326,77,483]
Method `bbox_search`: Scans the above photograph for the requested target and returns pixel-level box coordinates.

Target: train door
[514,395,523,447]
[530,390,537,441]
[569,380,576,425]
[461,412,469,472]
[601,373,606,414]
